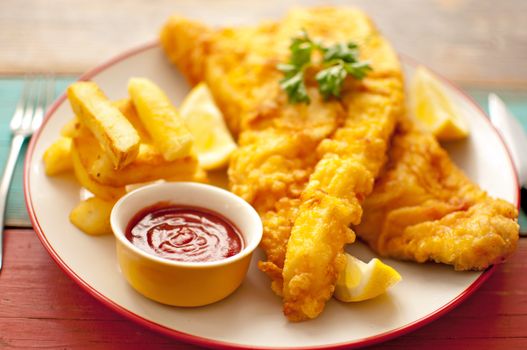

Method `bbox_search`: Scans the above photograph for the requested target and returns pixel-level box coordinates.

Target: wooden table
[1,0,526,348]
[1,231,526,349]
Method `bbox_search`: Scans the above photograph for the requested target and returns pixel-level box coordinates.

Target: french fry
[169,166,208,183]
[90,143,198,187]
[71,138,125,201]
[50,80,208,237]
[112,99,151,142]
[60,118,80,138]
[43,137,73,176]
[67,81,140,169]
[69,197,114,235]
[74,125,199,187]
[128,78,193,161]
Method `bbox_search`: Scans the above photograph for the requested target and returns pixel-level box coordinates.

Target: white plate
[24,43,519,349]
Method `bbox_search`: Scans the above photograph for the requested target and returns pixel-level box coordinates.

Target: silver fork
[0,76,54,271]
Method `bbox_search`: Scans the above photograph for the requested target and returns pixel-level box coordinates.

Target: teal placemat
[1,78,526,230]
[0,77,74,227]
[468,89,527,231]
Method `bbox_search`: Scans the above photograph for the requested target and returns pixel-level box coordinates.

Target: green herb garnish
[277,30,315,104]
[278,30,372,103]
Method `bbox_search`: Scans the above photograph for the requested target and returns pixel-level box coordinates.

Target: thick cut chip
[43,137,73,175]
[67,81,140,169]
[89,143,198,187]
[112,99,151,142]
[71,139,126,201]
[60,118,79,138]
[70,197,114,235]
[74,125,198,187]
[128,78,193,161]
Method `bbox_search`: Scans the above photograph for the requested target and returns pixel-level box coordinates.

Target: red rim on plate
[23,42,521,350]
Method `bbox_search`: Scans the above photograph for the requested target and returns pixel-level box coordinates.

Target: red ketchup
[126,203,243,263]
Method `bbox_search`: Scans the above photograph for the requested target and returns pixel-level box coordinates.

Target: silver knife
[488,93,527,234]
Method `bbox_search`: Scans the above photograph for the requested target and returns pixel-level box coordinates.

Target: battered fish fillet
[160,8,347,297]
[161,7,404,321]
[355,121,519,270]
[280,20,404,321]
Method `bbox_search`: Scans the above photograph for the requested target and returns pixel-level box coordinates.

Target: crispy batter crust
[355,122,519,271]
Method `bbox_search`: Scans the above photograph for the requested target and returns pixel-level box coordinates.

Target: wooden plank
[376,338,527,350]
[0,230,200,349]
[0,0,526,86]
[0,229,526,349]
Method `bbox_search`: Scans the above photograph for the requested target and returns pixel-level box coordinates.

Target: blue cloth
[0,77,73,226]
[0,77,525,230]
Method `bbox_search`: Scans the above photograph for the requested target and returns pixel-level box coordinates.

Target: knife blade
[488,93,527,186]
[488,93,527,235]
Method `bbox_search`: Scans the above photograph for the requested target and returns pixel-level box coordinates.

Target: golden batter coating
[355,122,519,271]
[161,7,404,321]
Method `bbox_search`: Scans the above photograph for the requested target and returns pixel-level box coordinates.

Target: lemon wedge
[180,83,237,170]
[334,254,401,302]
[411,66,469,141]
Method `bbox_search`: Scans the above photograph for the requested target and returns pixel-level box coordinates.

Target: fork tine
[10,76,31,130]
[21,76,38,130]
[45,75,55,109]
[31,75,54,131]
[31,76,44,130]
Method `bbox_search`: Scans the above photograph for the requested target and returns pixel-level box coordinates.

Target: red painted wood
[1,229,526,349]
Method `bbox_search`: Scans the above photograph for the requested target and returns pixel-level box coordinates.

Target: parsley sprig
[278,30,372,104]
[276,30,315,103]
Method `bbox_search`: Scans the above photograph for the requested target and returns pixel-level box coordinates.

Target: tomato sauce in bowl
[111,182,263,306]
[125,203,243,263]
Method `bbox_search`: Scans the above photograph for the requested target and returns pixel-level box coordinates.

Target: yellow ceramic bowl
[110,182,262,307]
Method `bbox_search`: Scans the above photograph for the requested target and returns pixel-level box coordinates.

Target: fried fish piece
[282,46,404,321]
[161,8,347,298]
[355,121,519,270]
[161,7,404,321]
